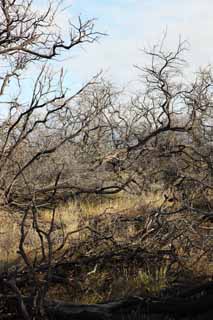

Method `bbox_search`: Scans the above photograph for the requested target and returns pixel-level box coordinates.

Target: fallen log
[45,282,213,320]
[2,281,213,319]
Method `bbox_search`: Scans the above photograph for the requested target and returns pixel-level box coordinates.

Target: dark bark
[45,286,213,320]
[2,281,213,319]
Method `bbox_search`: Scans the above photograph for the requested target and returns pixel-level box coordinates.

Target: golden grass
[0,210,47,271]
[42,194,138,228]
[137,264,169,295]
[47,262,172,304]
[0,212,20,270]
[1,190,213,304]
[0,191,165,270]
[0,190,209,261]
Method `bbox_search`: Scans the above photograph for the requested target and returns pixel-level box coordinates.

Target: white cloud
[58,0,213,91]
[27,0,213,94]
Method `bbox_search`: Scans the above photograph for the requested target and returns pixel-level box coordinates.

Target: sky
[54,0,213,93]
[2,0,213,116]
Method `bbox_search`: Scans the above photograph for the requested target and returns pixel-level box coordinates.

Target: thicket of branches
[0,0,213,319]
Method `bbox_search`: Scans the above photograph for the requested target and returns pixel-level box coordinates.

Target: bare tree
[0,1,106,318]
[0,3,213,316]
[0,0,105,207]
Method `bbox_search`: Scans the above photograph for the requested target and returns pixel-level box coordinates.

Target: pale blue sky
[3,0,213,111]
[54,0,213,92]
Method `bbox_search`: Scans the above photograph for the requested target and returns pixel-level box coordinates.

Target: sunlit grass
[0,191,164,270]
[137,264,169,295]
[0,189,213,304]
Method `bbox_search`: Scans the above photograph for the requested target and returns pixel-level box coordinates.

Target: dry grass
[0,210,48,271]
[0,193,148,268]
[0,211,20,271]
[0,190,213,304]
[47,262,171,304]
